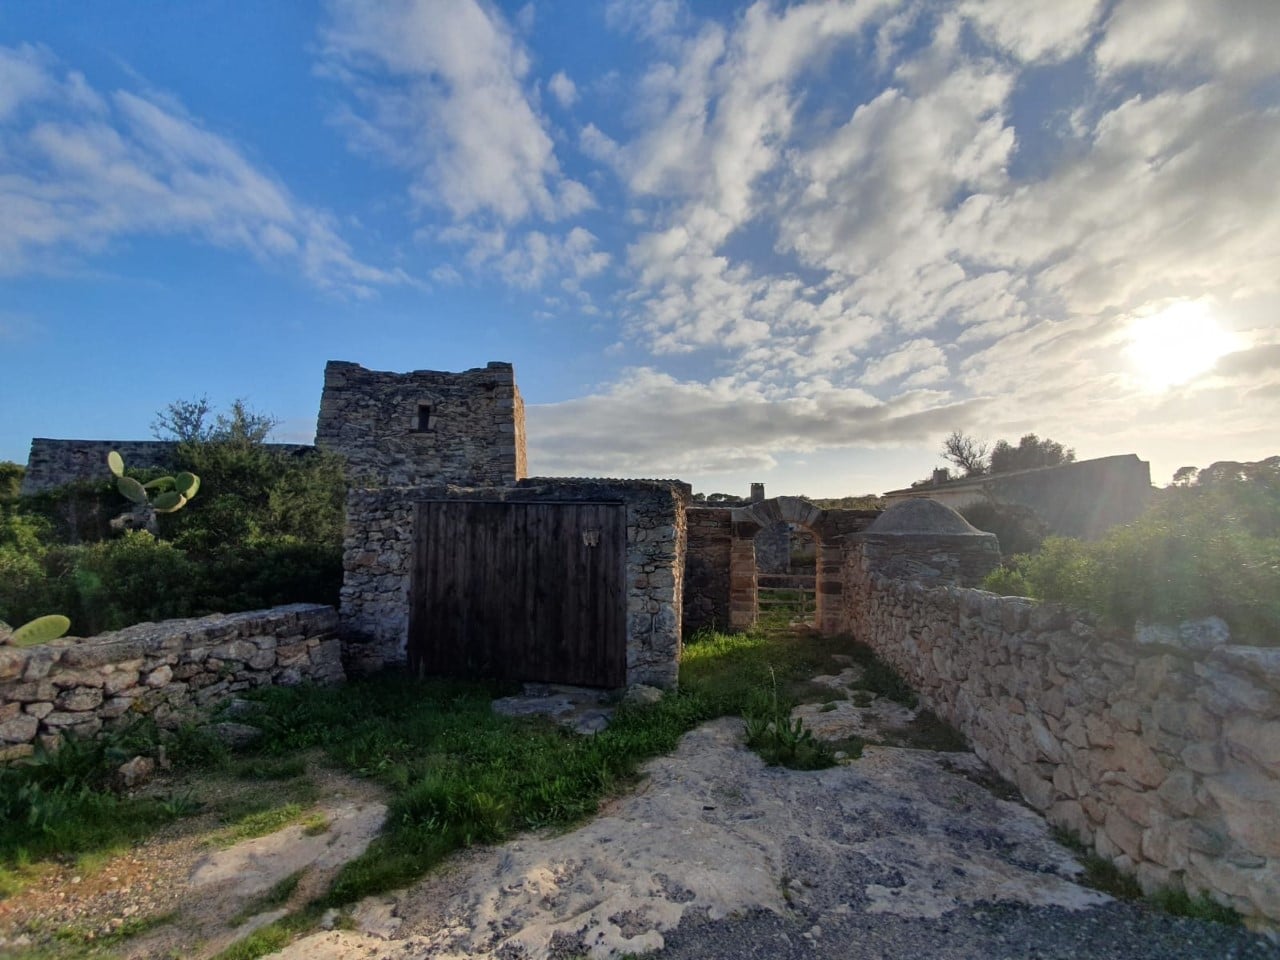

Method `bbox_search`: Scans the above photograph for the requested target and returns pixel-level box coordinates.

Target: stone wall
[21,439,314,496]
[753,522,792,574]
[684,507,733,636]
[842,550,1280,929]
[341,479,689,688]
[883,454,1153,541]
[316,361,526,488]
[0,605,343,760]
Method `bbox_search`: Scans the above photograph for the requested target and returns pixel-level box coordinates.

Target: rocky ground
[2,668,1276,960]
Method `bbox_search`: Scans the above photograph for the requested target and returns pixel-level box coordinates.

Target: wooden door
[408,500,626,687]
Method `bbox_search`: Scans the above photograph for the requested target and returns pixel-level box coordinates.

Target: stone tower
[316,361,527,487]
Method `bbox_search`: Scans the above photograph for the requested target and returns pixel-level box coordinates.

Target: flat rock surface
[270,716,1274,960]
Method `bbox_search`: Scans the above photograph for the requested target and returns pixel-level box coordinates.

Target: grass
[1051,828,1242,925]
[229,871,304,927]
[1,618,926,959]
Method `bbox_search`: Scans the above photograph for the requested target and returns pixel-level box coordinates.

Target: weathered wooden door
[408,500,626,687]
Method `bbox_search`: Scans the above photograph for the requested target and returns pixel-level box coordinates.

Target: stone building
[316,360,527,487]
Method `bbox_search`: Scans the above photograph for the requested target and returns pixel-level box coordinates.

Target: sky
[1,0,1278,497]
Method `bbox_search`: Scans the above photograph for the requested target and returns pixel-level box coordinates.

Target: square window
[414,404,434,432]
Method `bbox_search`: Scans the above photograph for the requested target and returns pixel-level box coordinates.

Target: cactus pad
[175,472,200,499]
[107,450,125,477]
[13,615,71,647]
[117,476,148,504]
[144,476,177,492]
[152,491,187,512]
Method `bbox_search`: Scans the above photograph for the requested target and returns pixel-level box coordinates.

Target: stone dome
[865,497,984,535]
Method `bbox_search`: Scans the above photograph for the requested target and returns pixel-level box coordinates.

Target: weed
[300,813,330,836]
[230,872,303,927]
[214,803,304,846]
[1149,887,1242,926]
[233,756,307,781]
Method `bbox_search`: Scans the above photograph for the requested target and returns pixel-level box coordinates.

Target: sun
[1126,301,1238,391]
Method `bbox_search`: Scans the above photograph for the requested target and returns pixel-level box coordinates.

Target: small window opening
[414,404,435,432]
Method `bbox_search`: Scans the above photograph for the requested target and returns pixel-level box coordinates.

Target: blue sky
[2,0,1277,496]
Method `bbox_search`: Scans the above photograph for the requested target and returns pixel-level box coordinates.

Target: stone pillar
[816,542,843,635]
[728,521,759,630]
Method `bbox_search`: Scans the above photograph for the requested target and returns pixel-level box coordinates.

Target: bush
[960,501,1049,556]
[983,461,1280,643]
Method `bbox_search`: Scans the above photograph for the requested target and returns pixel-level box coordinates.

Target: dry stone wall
[0,605,342,760]
[683,507,733,636]
[21,439,312,496]
[842,554,1280,930]
[316,361,526,488]
[342,479,689,689]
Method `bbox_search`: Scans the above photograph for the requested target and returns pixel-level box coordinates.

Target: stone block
[1108,732,1166,788]
[1142,818,1189,871]
[1181,741,1225,775]
[1223,715,1280,770]
[1155,769,1200,818]
[247,651,277,670]
[1194,664,1276,716]
[145,665,173,688]
[55,686,104,712]
[103,669,140,696]
[1103,808,1145,860]
[51,667,105,689]
[210,639,258,662]
[0,714,39,743]
[1202,771,1280,857]
[22,648,60,680]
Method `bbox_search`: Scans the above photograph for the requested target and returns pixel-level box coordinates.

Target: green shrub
[983,461,1280,642]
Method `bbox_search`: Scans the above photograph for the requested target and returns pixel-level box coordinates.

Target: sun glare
[1126,301,1238,391]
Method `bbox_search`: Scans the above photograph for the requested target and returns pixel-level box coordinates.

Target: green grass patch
[233,756,308,781]
[230,872,303,927]
[1149,887,1242,925]
[214,803,305,846]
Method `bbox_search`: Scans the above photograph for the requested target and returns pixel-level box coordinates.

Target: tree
[0,462,23,502]
[152,395,213,443]
[152,397,278,447]
[988,434,1076,474]
[209,399,278,446]
[942,431,989,477]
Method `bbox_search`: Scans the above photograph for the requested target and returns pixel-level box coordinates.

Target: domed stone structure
[864,497,986,536]
[855,497,1000,586]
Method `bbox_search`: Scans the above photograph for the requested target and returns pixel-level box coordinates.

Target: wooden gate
[408,500,627,687]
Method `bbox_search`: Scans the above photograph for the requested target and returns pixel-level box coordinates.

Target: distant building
[882,454,1152,540]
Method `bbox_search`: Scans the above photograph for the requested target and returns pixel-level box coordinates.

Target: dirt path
[273,717,1117,959]
[4,682,1274,960]
[0,762,386,959]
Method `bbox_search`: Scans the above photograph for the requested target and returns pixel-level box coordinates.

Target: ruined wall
[21,439,313,496]
[754,522,791,574]
[683,507,733,636]
[342,479,689,688]
[316,361,526,488]
[0,605,343,760]
[842,548,1280,929]
[885,454,1153,541]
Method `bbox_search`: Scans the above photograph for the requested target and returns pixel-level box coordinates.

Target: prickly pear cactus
[107,451,200,528]
[10,615,71,647]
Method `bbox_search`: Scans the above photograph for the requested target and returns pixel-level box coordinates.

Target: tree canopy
[940,432,1075,478]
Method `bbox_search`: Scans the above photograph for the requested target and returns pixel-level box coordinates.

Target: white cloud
[534,0,1280,486]
[321,0,592,225]
[1096,0,1280,81]
[547,70,578,108]
[861,338,948,386]
[960,0,1103,62]
[527,367,987,477]
[0,44,401,295]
